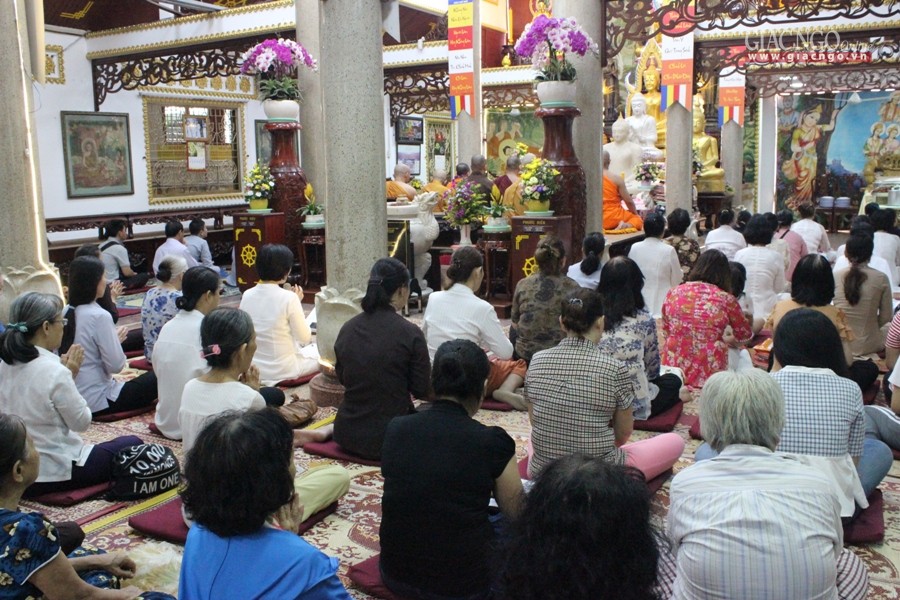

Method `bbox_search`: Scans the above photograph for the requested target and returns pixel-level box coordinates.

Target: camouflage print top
[511,273,580,362]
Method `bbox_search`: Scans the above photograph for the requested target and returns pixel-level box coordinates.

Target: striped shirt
[525,336,633,477]
[668,445,842,600]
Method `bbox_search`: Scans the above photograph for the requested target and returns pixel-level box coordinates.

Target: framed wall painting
[187,141,207,171]
[397,143,422,176]
[254,120,300,166]
[424,116,454,182]
[184,116,208,141]
[396,116,424,144]
[484,107,544,176]
[60,111,134,198]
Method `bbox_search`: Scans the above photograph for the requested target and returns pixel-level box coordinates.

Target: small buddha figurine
[606,118,644,195]
[641,68,667,149]
[692,110,726,193]
[626,94,663,161]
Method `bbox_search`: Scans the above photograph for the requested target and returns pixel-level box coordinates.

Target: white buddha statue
[626,93,662,160]
[606,118,644,195]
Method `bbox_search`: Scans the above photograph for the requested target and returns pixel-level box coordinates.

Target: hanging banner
[660,29,694,111]
[448,0,475,118]
[718,71,746,126]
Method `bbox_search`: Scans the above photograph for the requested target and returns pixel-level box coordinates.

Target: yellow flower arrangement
[243,162,275,203]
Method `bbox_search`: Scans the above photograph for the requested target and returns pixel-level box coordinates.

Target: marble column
[297,0,386,292]
[0,0,62,322]
[665,102,694,214]
[721,120,744,208]
[551,0,604,233]
[455,0,482,166]
[758,96,777,213]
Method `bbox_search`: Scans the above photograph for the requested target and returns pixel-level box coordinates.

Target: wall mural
[484,108,544,177]
[776,91,898,211]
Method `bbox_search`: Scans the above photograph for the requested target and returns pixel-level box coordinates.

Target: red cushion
[148,422,162,436]
[29,482,112,506]
[347,555,403,600]
[129,358,154,372]
[688,417,703,440]
[93,401,157,423]
[518,456,529,479]
[843,489,885,544]
[124,349,144,358]
[303,440,381,467]
[634,403,683,432]
[117,307,141,318]
[276,372,317,387]
[480,399,514,412]
[129,497,339,544]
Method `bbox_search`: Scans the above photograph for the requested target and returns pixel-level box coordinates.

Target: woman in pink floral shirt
[662,249,752,388]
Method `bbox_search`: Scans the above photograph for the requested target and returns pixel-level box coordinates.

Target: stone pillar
[758,96,777,213]
[665,102,693,214]
[297,0,386,292]
[455,0,482,165]
[0,0,62,321]
[721,120,743,208]
[553,0,603,233]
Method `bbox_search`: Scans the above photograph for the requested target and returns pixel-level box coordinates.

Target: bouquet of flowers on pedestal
[244,162,275,204]
[240,38,318,101]
[514,15,599,82]
[444,180,489,228]
[634,161,665,186]
[521,158,560,209]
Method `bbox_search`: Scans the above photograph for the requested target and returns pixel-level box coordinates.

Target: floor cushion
[303,440,381,467]
[93,401,157,423]
[634,403,683,432]
[843,489,885,545]
[480,399,514,412]
[892,447,900,461]
[124,349,144,358]
[688,417,703,440]
[148,422,162,436]
[129,358,154,372]
[117,307,141,318]
[276,372,317,388]
[29,482,112,506]
[346,555,403,600]
[518,456,670,495]
[128,497,338,544]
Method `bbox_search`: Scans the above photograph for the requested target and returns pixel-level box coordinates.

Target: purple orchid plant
[240,38,318,101]
[514,15,599,82]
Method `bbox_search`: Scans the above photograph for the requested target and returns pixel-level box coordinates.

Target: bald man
[467,155,501,203]
[494,155,521,197]
[424,169,449,195]
[602,150,643,231]
[386,164,417,201]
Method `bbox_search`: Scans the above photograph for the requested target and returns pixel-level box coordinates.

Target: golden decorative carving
[60,1,94,20]
[226,76,237,92]
[482,86,538,109]
[45,45,65,85]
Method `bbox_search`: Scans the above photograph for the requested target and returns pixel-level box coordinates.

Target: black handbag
[109,444,181,500]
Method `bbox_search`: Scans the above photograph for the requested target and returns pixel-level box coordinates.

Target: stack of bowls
[835,196,851,208]
[819,196,835,208]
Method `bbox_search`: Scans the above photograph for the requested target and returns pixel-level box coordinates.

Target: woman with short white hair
[667,369,869,600]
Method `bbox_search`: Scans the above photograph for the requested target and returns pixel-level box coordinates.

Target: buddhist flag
[660,5,694,112]
[448,0,475,118]
[718,71,746,126]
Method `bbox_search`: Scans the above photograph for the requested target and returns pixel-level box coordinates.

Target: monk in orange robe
[386,164,416,200]
[602,150,643,231]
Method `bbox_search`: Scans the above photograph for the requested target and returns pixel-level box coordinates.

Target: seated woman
[772,309,892,518]
[511,235,580,362]
[61,257,158,416]
[423,246,527,409]
[0,293,142,496]
[152,266,221,440]
[702,209,746,260]
[670,369,868,600]
[661,250,752,388]
[766,254,880,392]
[665,208,700,278]
[333,258,430,460]
[734,214,787,322]
[566,232,605,289]
[179,409,350,600]
[627,213,682,318]
[833,233,892,357]
[774,208,808,281]
[380,339,522,600]
[179,307,291,453]
[0,414,170,600]
[239,244,318,385]
[502,455,669,600]
[596,257,682,420]
[141,255,187,361]
[526,288,685,480]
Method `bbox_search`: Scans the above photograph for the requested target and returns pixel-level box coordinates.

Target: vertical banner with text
[448,0,475,118]
[660,25,694,112]
[718,71,746,126]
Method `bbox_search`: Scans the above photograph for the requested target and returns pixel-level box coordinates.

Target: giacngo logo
[743,31,879,65]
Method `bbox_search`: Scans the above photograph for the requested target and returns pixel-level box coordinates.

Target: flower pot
[248,198,269,211]
[487,216,509,228]
[263,99,300,122]
[524,198,551,213]
[305,214,324,225]
[536,81,576,108]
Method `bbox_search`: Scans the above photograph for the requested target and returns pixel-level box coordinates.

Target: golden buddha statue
[692,101,726,194]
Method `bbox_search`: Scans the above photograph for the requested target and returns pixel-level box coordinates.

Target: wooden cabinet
[510,215,572,292]
[234,212,285,291]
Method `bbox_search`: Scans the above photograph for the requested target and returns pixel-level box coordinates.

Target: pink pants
[622,433,685,480]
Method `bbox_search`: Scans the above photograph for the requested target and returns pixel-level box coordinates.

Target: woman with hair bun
[333,258,431,460]
[380,339,522,600]
[511,235,579,362]
[833,233,891,356]
[423,246,527,409]
[152,266,222,440]
[141,255,187,360]
[0,292,142,496]
[526,288,685,480]
[566,232,606,289]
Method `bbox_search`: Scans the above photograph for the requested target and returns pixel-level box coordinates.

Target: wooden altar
[234,212,286,291]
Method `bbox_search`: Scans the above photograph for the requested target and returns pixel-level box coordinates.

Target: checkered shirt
[525,336,633,477]
[772,366,864,458]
